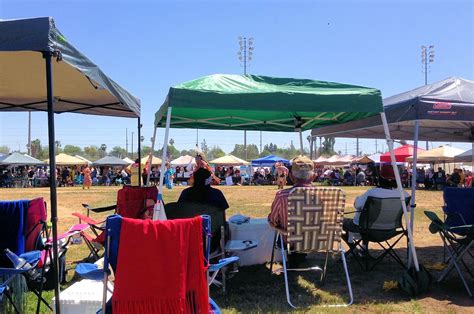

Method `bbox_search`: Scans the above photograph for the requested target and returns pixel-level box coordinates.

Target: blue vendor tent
[251,155,290,167]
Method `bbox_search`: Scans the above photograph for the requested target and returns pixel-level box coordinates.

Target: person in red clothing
[268,155,316,232]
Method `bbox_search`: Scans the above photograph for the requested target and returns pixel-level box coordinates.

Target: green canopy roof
[155,74,383,132]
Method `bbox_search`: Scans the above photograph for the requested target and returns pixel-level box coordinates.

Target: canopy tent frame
[311,77,474,266]
[0,17,142,312]
[148,75,421,280]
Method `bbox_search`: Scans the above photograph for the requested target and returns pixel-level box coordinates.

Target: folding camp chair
[164,201,254,292]
[94,214,234,313]
[72,186,158,260]
[269,187,353,308]
[0,199,62,313]
[343,197,411,271]
[0,250,41,314]
[425,210,474,297]
[443,188,474,229]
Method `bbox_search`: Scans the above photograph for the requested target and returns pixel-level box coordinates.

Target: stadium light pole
[421,45,435,150]
[238,36,254,160]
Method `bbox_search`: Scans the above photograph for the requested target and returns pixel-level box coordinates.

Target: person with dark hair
[178,167,229,210]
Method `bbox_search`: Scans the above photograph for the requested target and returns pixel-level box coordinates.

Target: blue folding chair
[77,215,237,313]
[0,251,41,314]
[443,188,474,230]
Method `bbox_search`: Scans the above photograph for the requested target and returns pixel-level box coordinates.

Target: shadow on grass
[212,245,474,312]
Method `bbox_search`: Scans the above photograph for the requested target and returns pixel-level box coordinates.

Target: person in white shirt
[344,165,410,232]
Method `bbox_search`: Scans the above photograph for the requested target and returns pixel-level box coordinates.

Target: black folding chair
[344,196,411,271]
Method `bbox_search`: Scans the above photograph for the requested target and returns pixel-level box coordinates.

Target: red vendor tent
[380,144,425,163]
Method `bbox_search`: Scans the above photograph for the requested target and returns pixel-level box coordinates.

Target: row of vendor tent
[312,145,473,166]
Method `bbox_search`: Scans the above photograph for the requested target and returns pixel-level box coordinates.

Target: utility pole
[125,128,128,155]
[356,138,359,156]
[131,131,134,160]
[238,36,254,160]
[375,139,378,153]
[196,129,199,147]
[27,111,31,155]
[421,45,435,150]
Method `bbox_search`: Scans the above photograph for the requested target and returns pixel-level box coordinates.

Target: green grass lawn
[1,185,472,313]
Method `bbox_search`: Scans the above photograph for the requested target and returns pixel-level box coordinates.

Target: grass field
[1,185,472,313]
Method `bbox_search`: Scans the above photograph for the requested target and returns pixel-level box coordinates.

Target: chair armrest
[344,210,361,215]
[208,256,239,272]
[88,204,117,214]
[19,251,41,265]
[72,212,101,226]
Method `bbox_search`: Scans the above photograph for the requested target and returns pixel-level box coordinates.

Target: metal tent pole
[380,112,420,271]
[472,142,474,172]
[43,51,61,314]
[298,129,304,155]
[146,126,158,186]
[408,120,420,266]
[138,117,142,186]
[153,107,172,220]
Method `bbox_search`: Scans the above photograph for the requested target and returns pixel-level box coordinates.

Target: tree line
[1,137,337,161]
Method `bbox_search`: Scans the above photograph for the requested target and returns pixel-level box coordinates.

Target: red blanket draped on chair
[112,216,209,314]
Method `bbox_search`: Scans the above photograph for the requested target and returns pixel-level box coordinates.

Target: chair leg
[320,250,330,284]
[269,230,277,274]
[438,240,473,297]
[339,245,354,306]
[5,287,21,314]
[279,235,296,309]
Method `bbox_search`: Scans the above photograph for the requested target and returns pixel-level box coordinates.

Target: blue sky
[1,0,473,155]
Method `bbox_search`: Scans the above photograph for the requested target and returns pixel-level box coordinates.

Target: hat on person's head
[291,155,314,172]
[290,155,315,182]
[380,165,395,179]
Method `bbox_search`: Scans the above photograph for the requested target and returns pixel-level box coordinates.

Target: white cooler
[53,279,112,314]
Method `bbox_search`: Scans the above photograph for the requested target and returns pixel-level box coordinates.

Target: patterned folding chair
[270,187,353,308]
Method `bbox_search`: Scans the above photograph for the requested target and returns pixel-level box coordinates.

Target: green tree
[99,144,107,158]
[63,145,83,156]
[30,139,41,158]
[110,146,127,158]
[231,144,259,160]
[320,137,336,156]
[0,145,10,154]
[200,139,209,156]
[54,141,62,154]
[208,146,225,160]
[84,146,99,159]
[180,149,196,156]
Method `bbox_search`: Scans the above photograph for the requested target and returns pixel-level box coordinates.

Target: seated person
[343,165,409,241]
[268,155,316,232]
[447,168,461,187]
[178,167,229,210]
[434,167,446,189]
[268,155,315,266]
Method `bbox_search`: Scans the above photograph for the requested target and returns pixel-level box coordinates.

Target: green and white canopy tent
[149,73,421,276]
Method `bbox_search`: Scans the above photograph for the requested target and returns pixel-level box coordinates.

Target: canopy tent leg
[43,51,61,314]
[408,120,420,266]
[310,137,314,160]
[380,112,420,271]
[153,106,172,220]
[146,126,158,186]
[298,129,304,155]
[138,117,142,186]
